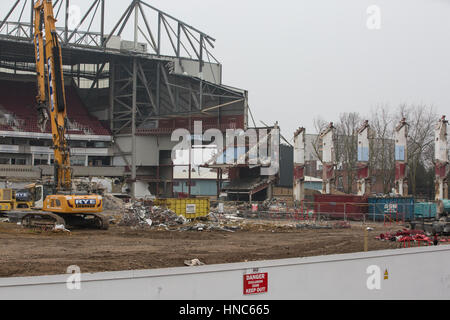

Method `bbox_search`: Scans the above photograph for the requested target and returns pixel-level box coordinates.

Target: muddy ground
[0,218,408,278]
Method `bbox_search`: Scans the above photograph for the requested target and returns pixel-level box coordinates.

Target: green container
[441,200,450,214]
[368,197,414,221]
[414,202,437,219]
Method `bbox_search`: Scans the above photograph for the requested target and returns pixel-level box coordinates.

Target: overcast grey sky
[5,0,450,138]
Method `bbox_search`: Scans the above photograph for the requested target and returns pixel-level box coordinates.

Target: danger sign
[243,273,268,295]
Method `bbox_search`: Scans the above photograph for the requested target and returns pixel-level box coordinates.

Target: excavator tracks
[20,212,109,230]
[92,214,110,230]
[21,212,66,230]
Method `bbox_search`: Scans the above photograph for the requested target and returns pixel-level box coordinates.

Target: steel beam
[0,0,21,33]
[131,58,137,198]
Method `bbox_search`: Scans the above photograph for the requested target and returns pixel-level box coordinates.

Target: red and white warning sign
[243,273,268,295]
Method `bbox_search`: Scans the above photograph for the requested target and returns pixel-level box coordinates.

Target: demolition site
[0,0,449,300]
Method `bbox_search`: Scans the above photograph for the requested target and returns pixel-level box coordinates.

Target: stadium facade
[0,0,249,197]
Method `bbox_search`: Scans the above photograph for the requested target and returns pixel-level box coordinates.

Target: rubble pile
[74,180,106,195]
[119,201,187,228]
[150,206,187,226]
[117,200,359,233]
[295,223,332,230]
[179,221,241,232]
[262,199,287,211]
[103,194,125,211]
[184,259,205,266]
[210,203,248,216]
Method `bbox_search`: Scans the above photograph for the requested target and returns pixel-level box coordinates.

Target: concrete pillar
[293,128,306,205]
[394,118,408,197]
[435,116,448,201]
[320,123,336,195]
[357,120,371,196]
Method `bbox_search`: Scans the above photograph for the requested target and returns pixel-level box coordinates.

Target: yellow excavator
[19,0,107,230]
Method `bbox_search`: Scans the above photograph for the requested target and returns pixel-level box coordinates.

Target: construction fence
[236,201,435,225]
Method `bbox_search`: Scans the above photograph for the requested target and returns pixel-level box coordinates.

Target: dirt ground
[0,218,408,278]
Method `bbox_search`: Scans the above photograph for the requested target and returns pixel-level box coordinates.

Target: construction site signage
[243,273,268,295]
[186,204,196,214]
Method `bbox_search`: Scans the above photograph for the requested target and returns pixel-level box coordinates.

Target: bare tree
[311,116,328,163]
[309,105,437,197]
[369,105,395,194]
[335,112,361,194]
[397,104,437,196]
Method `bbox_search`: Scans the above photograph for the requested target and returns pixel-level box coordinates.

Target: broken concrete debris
[102,194,126,211]
[179,222,240,232]
[119,202,186,228]
[116,199,361,233]
[295,223,332,230]
[184,259,205,267]
[53,224,71,233]
[118,200,243,232]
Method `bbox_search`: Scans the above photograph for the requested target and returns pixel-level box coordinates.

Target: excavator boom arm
[33,0,71,192]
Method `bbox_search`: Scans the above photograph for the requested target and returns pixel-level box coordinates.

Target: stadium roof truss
[0,0,218,62]
[0,0,248,135]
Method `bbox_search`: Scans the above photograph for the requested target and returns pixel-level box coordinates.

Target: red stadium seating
[0,80,111,136]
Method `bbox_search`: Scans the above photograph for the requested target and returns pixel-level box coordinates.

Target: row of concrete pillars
[293,116,448,202]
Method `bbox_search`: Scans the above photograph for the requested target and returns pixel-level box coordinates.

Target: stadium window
[99,79,109,88]
[29,140,47,147]
[0,137,12,145]
[13,138,28,145]
[94,141,107,148]
[160,150,172,159]
[12,158,26,165]
[34,159,48,166]
[69,141,87,148]
[88,156,111,167]
[70,156,86,167]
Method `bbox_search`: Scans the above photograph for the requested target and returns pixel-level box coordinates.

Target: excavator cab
[25,183,49,210]
[13,189,33,209]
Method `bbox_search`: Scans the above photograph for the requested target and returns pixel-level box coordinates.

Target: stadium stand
[0,80,111,136]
